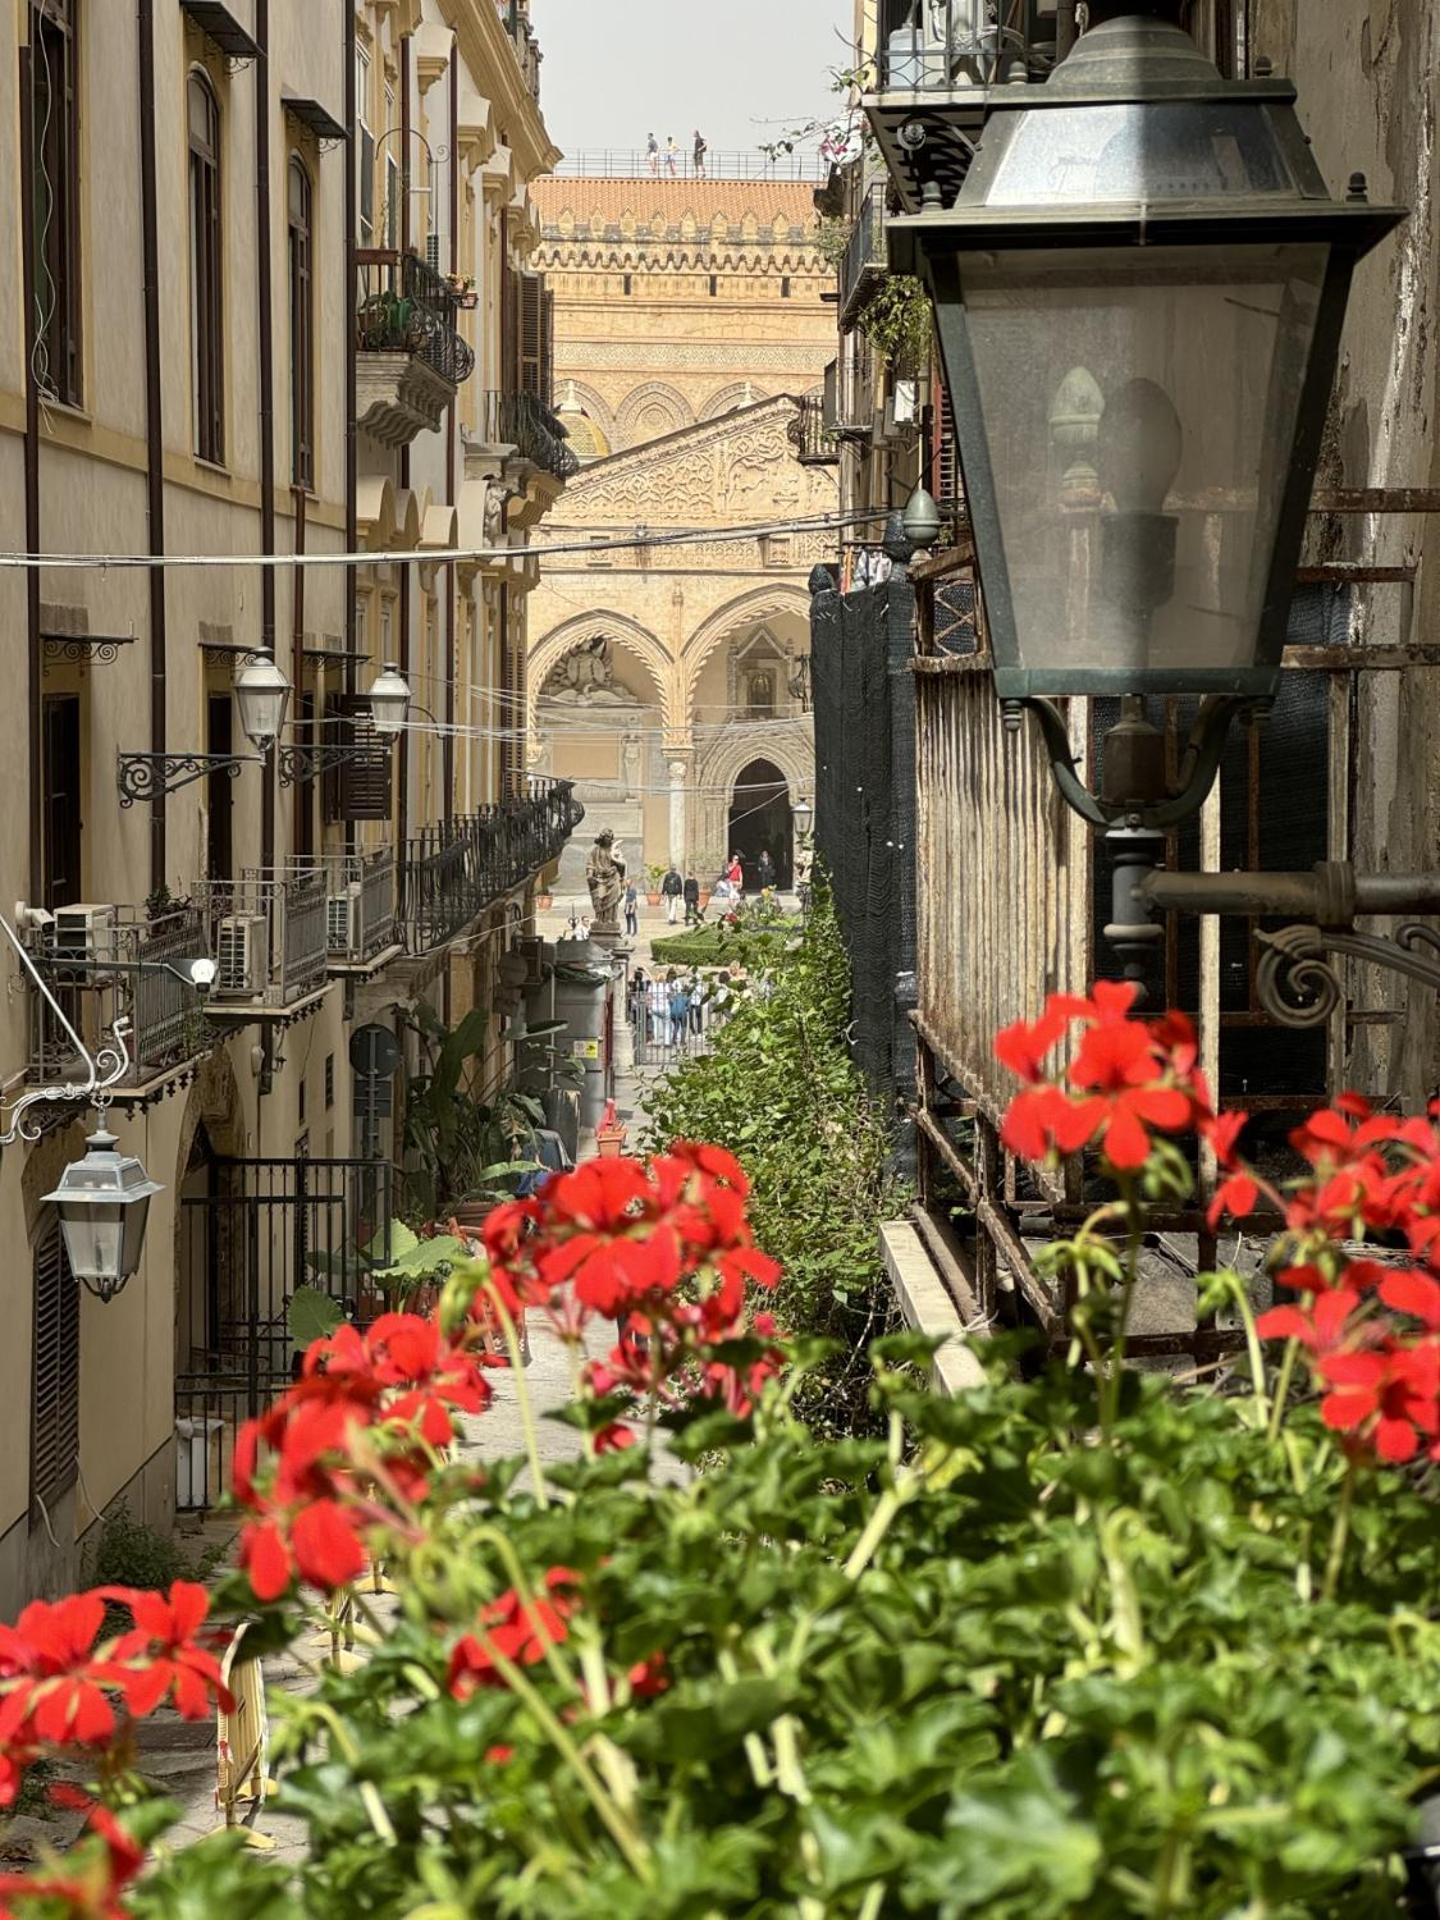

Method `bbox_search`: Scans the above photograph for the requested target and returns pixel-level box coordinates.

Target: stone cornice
[436,0,560,182]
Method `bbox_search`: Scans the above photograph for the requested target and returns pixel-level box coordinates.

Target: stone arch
[681,584,814,693]
[528,611,677,731]
[554,378,617,449]
[699,381,769,421]
[614,380,694,448]
[692,721,815,881]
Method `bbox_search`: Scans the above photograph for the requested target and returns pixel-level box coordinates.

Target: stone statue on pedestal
[585,829,627,933]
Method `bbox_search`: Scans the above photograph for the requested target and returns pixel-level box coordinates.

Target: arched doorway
[728,759,792,891]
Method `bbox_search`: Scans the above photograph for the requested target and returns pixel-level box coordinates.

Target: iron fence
[552,150,830,183]
[28,905,212,1086]
[628,979,739,1069]
[476,390,579,480]
[175,1157,394,1511]
[355,249,475,389]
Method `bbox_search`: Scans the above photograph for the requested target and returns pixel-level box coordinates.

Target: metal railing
[790,395,839,466]
[282,851,398,966]
[401,778,584,954]
[355,250,476,390]
[552,150,830,183]
[874,0,1055,90]
[204,871,329,1007]
[840,182,888,327]
[28,905,213,1086]
[475,391,579,480]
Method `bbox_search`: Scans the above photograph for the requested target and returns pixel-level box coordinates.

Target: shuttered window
[31,1216,79,1519]
[188,70,225,464]
[517,272,549,400]
[30,0,82,406]
[323,693,392,823]
[288,157,314,488]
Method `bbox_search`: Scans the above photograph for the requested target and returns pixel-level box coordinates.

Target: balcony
[789,395,838,467]
[402,778,584,955]
[494,0,542,101]
[356,251,476,447]
[319,850,400,972]
[474,391,579,482]
[27,904,215,1099]
[203,871,330,1014]
[840,183,888,330]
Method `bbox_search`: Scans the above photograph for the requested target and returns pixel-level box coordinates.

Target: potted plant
[537,887,554,911]
[645,863,666,907]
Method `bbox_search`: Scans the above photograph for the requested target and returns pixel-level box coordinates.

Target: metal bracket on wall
[116,751,259,808]
[278,741,392,789]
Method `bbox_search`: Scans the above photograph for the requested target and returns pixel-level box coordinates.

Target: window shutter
[540,283,555,405]
[359,128,375,242]
[518,273,545,397]
[31,1216,79,1518]
[322,694,392,824]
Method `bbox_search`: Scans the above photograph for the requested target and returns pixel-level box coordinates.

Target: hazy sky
[530,0,853,161]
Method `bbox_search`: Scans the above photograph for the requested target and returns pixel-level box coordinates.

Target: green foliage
[82,1503,212,1594]
[137,1351,1440,1918]
[859,274,933,374]
[813,213,851,270]
[648,925,796,970]
[400,1002,548,1220]
[646,890,902,1428]
[288,1286,344,1352]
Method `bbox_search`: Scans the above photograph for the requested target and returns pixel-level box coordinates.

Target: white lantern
[235,646,292,750]
[367,662,412,736]
[42,1129,163,1303]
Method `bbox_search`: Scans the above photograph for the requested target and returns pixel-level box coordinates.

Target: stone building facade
[528,175,837,895]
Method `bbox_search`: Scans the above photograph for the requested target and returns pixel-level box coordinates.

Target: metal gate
[175,1157,393,1510]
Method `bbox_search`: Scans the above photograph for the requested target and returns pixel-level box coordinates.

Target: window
[325,1053,335,1110]
[781,275,792,299]
[42,692,82,910]
[188,70,224,463]
[288,156,314,487]
[356,43,374,247]
[31,1215,79,1519]
[29,0,82,405]
[207,692,233,881]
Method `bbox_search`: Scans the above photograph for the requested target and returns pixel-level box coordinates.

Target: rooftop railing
[552,150,830,183]
[475,391,579,481]
[355,250,476,390]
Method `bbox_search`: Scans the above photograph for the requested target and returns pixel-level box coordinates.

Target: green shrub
[648,925,795,969]
[83,1502,218,1593]
[646,888,902,1429]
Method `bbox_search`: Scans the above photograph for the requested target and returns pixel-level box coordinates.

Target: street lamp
[234,646,292,751]
[366,661,412,736]
[895,11,1402,821]
[793,796,814,837]
[41,1127,163,1304]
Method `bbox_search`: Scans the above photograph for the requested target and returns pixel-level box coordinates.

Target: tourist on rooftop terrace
[665,135,679,176]
[693,129,707,177]
[646,130,659,173]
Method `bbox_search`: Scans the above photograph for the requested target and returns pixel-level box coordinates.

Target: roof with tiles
[533,176,820,247]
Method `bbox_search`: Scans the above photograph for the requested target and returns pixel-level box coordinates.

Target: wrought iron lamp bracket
[1019,694,1250,832]
[0,914,132,1144]
[278,740,391,788]
[1257,922,1440,1030]
[117,751,260,808]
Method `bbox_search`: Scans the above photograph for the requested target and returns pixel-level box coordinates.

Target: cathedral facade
[526,175,837,898]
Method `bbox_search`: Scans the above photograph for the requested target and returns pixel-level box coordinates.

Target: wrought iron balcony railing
[840,182,888,329]
[27,905,214,1091]
[272,852,400,970]
[475,391,580,480]
[355,250,476,391]
[874,0,1057,90]
[402,778,584,955]
[203,870,330,1008]
[790,395,839,466]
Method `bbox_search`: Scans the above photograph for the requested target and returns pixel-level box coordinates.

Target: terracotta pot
[537,892,553,910]
[698,889,712,909]
[646,891,661,906]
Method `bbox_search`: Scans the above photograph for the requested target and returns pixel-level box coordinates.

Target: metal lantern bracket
[1019,693,1248,831]
[278,737,393,788]
[117,750,262,808]
[0,914,133,1144]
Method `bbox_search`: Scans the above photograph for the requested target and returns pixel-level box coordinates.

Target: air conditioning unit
[52,904,119,967]
[214,916,269,998]
[327,884,363,960]
[877,379,920,447]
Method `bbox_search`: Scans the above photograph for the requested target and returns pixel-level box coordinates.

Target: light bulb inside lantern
[1097,378,1184,514]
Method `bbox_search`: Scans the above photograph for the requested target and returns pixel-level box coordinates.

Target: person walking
[646,131,659,175]
[666,970,690,1048]
[664,135,679,177]
[693,129,708,178]
[757,848,776,892]
[688,968,704,1035]
[647,971,667,1044]
[661,864,684,924]
[683,873,701,924]
[623,880,639,938]
[628,965,647,1030]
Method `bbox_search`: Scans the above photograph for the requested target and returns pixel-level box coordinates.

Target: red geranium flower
[448,1568,578,1696]
[0,1594,114,1749]
[106,1581,231,1721]
[1318,1340,1440,1462]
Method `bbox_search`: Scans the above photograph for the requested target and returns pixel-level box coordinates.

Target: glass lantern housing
[41,1129,163,1303]
[898,17,1404,700]
[235,646,292,749]
[367,662,412,736]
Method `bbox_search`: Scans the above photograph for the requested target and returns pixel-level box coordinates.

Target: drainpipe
[445,43,458,827]
[344,0,358,703]
[256,0,277,872]
[397,28,412,858]
[19,44,43,909]
[137,0,168,893]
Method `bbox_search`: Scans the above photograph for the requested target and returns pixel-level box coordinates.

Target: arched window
[288,156,314,487]
[188,70,224,463]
